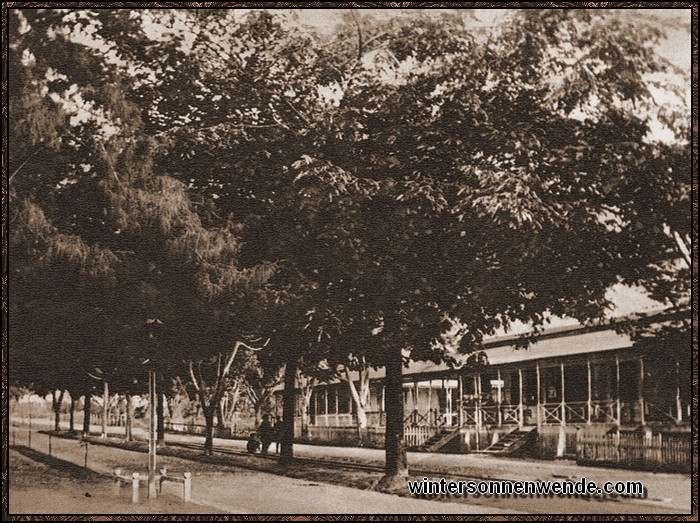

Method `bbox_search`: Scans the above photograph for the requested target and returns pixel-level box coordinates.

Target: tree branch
[197,361,208,406]
[284,99,311,127]
[672,229,691,268]
[221,342,242,378]
[345,367,362,406]
[235,338,270,354]
[188,360,200,392]
[350,9,363,63]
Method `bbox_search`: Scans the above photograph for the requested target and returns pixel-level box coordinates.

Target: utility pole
[146,317,163,499]
[148,366,157,498]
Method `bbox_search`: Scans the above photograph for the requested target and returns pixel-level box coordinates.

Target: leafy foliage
[8,8,689,476]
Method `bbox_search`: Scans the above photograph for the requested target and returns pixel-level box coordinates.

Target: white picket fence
[404,426,438,448]
[577,428,690,472]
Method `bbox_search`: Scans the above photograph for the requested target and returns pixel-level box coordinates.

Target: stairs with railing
[479,426,536,455]
[412,426,462,453]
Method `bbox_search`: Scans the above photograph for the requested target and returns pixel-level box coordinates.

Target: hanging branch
[9,147,43,184]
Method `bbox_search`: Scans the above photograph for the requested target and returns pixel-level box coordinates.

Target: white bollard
[131,472,140,503]
[556,425,566,458]
[113,468,123,495]
[159,468,167,494]
[183,472,192,502]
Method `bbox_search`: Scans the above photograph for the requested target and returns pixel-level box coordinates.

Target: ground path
[9,426,519,515]
[8,419,691,515]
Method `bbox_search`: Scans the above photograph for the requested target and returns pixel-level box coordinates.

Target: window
[338,383,352,414]
[619,360,639,402]
[591,364,612,401]
[522,369,537,406]
[540,366,561,403]
[316,388,327,415]
[564,364,588,403]
[327,386,338,414]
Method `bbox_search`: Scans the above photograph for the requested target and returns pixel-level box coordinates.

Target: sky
[290,8,691,72]
[631,9,692,71]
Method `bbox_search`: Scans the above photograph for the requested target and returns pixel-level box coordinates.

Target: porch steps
[413,427,461,453]
[479,426,537,455]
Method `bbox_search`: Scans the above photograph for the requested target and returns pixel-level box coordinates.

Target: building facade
[283,310,691,463]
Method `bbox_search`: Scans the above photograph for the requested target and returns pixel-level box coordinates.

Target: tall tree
[94,9,689,484]
[9,10,276,447]
[269,10,690,487]
[10,9,688,488]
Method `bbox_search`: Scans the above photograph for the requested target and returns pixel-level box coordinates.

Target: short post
[183,472,192,502]
[132,472,140,503]
[113,467,123,495]
[644,428,653,464]
[159,468,167,494]
[83,439,89,468]
[28,417,32,448]
[49,431,52,456]
[556,424,566,458]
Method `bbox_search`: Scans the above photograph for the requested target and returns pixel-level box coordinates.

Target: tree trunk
[301,386,313,440]
[346,368,369,446]
[223,386,241,427]
[69,393,76,433]
[355,405,368,445]
[254,402,263,428]
[101,380,109,438]
[379,345,408,490]
[217,397,226,429]
[203,406,215,456]
[52,389,65,431]
[157,390,165,446]
[125,394,133,442]
[82,390,91,437]
[280,356,298,465]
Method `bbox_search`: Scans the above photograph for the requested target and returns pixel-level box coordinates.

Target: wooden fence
[164,422,251,439]
[294,424,438,449]
[299,425,386,448]
[91,412,126,427]
[404,426,438,448]
[576,429,691,473]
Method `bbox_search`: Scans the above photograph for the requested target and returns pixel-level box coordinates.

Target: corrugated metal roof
[482,328,631,365]
[360,328,633,381]
[276,308,688,389]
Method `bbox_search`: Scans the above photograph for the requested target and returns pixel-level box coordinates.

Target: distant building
[277,307,691,468]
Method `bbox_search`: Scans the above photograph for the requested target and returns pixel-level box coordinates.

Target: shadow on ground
[12,445,106,482]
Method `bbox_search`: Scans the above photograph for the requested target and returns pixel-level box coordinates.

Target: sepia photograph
[3,4,695,519]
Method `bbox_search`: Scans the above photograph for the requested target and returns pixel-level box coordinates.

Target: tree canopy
[8,8,690,483]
